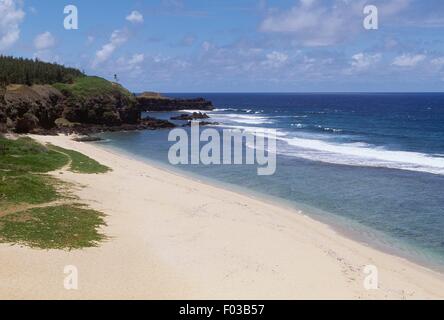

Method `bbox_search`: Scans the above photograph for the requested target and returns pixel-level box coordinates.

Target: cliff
[0,56,214,134]
[0,77,142,134]
[136,92,214,112]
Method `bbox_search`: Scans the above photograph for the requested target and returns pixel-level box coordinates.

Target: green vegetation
[53,76,134,99]
[0,55,84,86]
[49,145,111,174]
[0,137,67,173]
[0,173,59,206]
[0,135,109,250]
[0,205,106,250]
[0,137,67,210]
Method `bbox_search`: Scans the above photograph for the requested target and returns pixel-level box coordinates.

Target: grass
[49,145,111,174]
[0,205,106,250]
[0,135,110,249]
[53,76,134,99]
[0,136,67,210]
[0,172,59,206]
[0,137,68,173]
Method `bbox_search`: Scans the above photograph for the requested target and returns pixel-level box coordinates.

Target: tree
[0,55,84,86]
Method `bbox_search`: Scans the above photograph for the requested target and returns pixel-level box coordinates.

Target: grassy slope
[0,137,67,208]
[53,76,134,99]
[0,135,108,249]
[0,137,67,173]
[0,205,106,250]
[49,145,111,174]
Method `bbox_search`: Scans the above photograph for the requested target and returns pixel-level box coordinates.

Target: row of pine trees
[0,55,84,87]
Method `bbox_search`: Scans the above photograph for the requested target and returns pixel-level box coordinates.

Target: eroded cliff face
[0,84,140,134]
[60,87,140,126]
[136,92,213,112]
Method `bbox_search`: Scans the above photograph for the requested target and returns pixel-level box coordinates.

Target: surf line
[168,121,277,176]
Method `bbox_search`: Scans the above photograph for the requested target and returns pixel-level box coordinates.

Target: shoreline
[94,138,444,274]
[1,134,443,299]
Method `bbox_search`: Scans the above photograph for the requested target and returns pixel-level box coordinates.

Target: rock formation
[137,92,213,112]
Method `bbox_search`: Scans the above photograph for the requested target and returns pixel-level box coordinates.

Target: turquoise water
[96,93,444,271]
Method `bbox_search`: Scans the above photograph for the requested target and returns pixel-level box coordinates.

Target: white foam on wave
[211,113,274,125]
[215,123,444,175]
[213,108,255,113]
[179,109,209,113]
[218,124,288,140]
[279,136,444,175]
[315,125,343,133]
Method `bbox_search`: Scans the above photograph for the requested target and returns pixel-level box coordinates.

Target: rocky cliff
[0,80,219,134]
[136,92,213,112]
[0,77,143,134]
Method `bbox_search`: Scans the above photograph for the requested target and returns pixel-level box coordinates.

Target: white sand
[1,134,444,300]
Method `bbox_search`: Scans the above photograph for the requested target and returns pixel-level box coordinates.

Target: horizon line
[153,91,444,94]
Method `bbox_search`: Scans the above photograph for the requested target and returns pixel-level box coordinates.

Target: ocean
[97,93,444,271]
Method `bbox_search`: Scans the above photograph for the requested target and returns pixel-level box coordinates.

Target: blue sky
[1,0,444,92]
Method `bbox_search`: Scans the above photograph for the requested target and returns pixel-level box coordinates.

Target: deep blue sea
[98,93,444,270]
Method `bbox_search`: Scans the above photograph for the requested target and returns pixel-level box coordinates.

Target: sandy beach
[0,134,443,300]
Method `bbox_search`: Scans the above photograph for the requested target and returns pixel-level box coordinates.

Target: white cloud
[259,0,360,46]
[93,29,128,67]
[350,52,382,71]
[128,53,144,65]
[262,51,288,68]
[392,54,426,67]
[126,10,144,24]
[115,53,145,76]
[259,0,412,47]
[431,57,444,67]
[0,0,25,50]
[34,31,55,50]
[86,35,95,45]
[33,50,60,63]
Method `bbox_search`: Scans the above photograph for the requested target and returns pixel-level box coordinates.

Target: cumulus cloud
[115,53,145,76]
[93,30,128,67]
[350,52,382,71]
[431,57,444,68]
[86,35,95,45]
[126,10,144,24]
[392,54,426,67]
[128,53,144,65]
[262,51,288,68]
[34,31,55,50]
[259,0,412,47]
[0,0,25,50]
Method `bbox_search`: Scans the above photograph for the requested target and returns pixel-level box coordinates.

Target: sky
[1,0,444,92]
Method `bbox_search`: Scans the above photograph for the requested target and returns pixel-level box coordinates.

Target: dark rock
[0,83,141,135]
[137,92,213,112]
[15,112,40,133]
[171,112,210,121]
[0,84,187,136]
[72,136,104,142]
[0,108,6,133]
[182,121,219,127]
[141,116,177,129]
